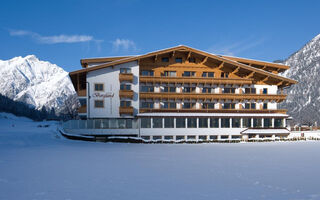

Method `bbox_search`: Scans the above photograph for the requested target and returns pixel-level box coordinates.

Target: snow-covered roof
[137,113,289,117]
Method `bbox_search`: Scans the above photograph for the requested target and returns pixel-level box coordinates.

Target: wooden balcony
[119,90,134,99]
[139,108,288,114]
[78,105,87,113]
[139,92,287,102]
[78,89,86,97]
[119,73,134,82]
[140,76,253,85]
[119,106,134,115]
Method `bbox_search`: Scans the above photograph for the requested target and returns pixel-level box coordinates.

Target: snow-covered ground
[1,113,320,200]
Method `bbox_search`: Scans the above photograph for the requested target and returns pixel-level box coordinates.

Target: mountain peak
[24,55,39,62]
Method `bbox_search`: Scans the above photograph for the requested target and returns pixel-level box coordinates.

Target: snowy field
[1,113,320,200]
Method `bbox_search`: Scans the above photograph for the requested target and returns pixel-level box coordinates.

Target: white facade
[86,61,139,118]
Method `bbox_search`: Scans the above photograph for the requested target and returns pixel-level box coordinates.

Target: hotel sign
[92,92,114,98]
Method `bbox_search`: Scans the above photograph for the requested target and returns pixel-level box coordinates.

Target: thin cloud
[9,29,97,44]
[112,38,136,51]
[208,38,266,56]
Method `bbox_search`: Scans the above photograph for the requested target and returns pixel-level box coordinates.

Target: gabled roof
[70,45,297,87]
[80,56,134,68]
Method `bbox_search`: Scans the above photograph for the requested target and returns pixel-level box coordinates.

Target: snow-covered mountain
[281,34,320,124]
[0,55,78,115]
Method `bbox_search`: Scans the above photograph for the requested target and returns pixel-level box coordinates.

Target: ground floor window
[274,118,284,128]
[164,136,174,140]
[164,118,174,128]
[210,135,218,140]
[187,118,197,128]
[221,135,229,139]
[176,118,186,128]
[141,136,150,140]
[199,118,208,128]
[264,118,271,128]
[253,118,262,128]
[221,118,230,128]
[187,135,196,140]
[153,136,162,140]
[153,117,163,128]
[210,118,219,128]
[176,135,185,140]
[199,135,207,140]
[242,118,252,128]
[141,118,151,128]
[232,118,241,128]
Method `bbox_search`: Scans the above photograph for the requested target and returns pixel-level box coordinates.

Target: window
[244,103,256,109]
[120,68,131,74]
[187,118,197,128]
[120,101,131,107]
[232,118,241,128]
[162,102,176,109]
[189,57,196,63]
[242,118,252,128]
[164,136,174,140]
[264,118,271,128]
[202,72,214,77]
[253,118,262,128]
[263,103,268,109]
[251,103,256,109]
[163,86,176,93]
[274,118,284,128]
[175,57,183,63]
[79,98,87,106]
[176,118,186,128]
[163,71,176,77]
[162,57,169,62]
[141,86,154,92]
[94,83,104,91]
[245,88,256,94]
[182,71,196,77]
[164,118,174,128]
[263,88,268,94]
[141,118,151,128]
[223,103,235,109]
[202,87,215,93]
[221,118,230,128]
[221,72,229,78]
[199,118,208,128]
[183,86,196,93]
[183,102,196,109]
[223,88,235,94]
[202,103,215,109]
[141,70,154,76]
[210,118,219,128]
[141,102,153,108]
[120,84,131,90]
[94,100,104,108]
[152,117,163,128]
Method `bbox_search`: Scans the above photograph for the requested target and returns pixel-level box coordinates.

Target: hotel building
[66,45,297,141]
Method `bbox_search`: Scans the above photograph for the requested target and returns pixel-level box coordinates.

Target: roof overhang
[137,113,289,118]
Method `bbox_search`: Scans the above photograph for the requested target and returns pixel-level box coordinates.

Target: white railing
[62,119,139,129]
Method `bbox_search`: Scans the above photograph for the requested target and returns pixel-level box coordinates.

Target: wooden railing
[140,76,253,85]
[78,105,87,113]
[139,108,288,114]
[139,92,287,102]
[119,73,134,82]
[78,89,86,97]
[119,106,134,115]
[119,90,134,99]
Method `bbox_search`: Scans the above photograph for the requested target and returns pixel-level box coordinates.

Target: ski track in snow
[0,112,320,200]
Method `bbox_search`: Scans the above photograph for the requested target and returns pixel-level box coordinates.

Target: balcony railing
[139,108,288,114]
[140,76,253,85]
[78,105,87,113]
[119,90,134,99]
[78,89,86,97]
[119,106,134,115]
[119,73,134,82]
[139,92,287,102]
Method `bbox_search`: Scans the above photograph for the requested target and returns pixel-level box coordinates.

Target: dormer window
[221,72,229,78]
[120,68,131,74]
[162,57,169,62]
[175,57,183,63]
[182,71,196,77]
[202,72,214,77]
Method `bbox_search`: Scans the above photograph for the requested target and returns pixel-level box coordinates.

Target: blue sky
[1,0,320,72]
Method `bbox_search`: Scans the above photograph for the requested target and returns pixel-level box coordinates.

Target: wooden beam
[261,76,269,82]
[277,81,284,86]
[245,71,255,78]
[218,61,224,69]
[231,66,240,74]
[201,56,208,64]
[186,51,191,60]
